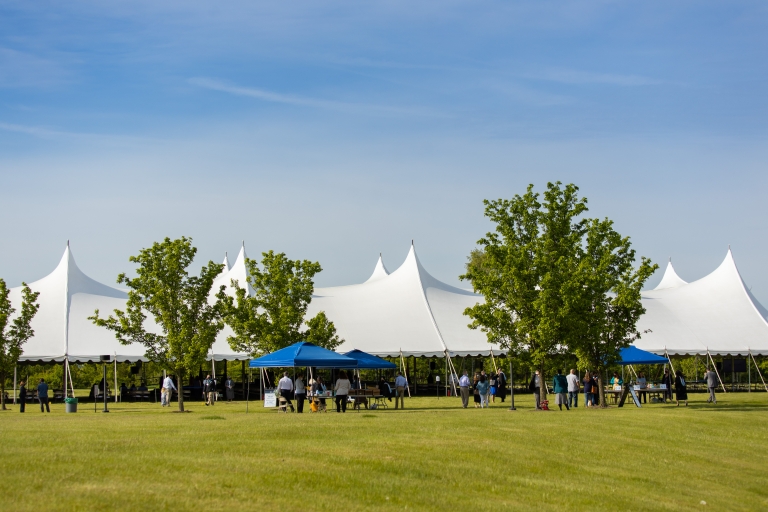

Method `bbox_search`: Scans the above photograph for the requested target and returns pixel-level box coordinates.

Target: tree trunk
[539,364,547,401]
[177,368,185,412]
[1,371,5,410]
[597,373,606,408]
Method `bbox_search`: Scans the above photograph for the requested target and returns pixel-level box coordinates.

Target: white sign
[264,390,277,408]
[435,376,440,382]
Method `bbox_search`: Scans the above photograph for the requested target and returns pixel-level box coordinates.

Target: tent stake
[749,350,768,393]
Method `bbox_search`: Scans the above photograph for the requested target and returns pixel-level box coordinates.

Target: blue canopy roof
[618,345,669,365]
[343,349,398,369]
[249,342,358,368]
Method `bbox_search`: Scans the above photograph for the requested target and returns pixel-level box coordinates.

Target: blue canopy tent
[618,345,669,365]
[249,342,358,368]
[343,349,397,369]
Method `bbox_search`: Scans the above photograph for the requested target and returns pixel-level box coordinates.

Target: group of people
[16,378,50,413]
[457,369,508,408]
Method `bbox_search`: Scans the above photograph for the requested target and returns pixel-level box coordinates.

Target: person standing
[496,369,507,403]
[37,378,50,413]
[704,367,718,404]
[553,370,570,411]
[334,371,351,413]
[566,369,579,408]
[458,370,471,408]
[203,374,217,406]
[636,372,648,404]
[529,370,542,410]
[277,372,295,412]
[161,374,176,407]
[225,376,235,402]
[661,368,673,403]
[488,372,497,403]
[582,370,593,407]
[295,375,306,413]
[675,370,688,407]
[476,374,489,408]
[394,371,408,409]
[19,380,26,413]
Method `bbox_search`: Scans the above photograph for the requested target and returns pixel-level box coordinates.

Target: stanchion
[508,360,516,411]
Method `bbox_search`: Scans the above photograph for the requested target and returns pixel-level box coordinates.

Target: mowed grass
[1,392,767,512]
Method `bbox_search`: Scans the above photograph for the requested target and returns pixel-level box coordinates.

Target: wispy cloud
[524,68,667,86]
[0,47,71,88]
[0,121,155,146]
[188,77,449,118]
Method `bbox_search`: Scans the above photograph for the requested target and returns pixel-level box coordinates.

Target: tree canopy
[225,250,342,356]
[0,280,40,410]
[90,237,227,412]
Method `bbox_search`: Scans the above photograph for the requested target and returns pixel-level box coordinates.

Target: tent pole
[67,358,75,398]
[749,354,751,392]
[246,367,251,414]
[445,350,459,396]
[490,349,498,373]
[707,350,727,394]
[399,350,411,398]
[114,357,118,403]
[749,351,768,393]
[13,366,17,405]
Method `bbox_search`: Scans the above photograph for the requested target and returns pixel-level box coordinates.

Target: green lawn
[1,392,766,511]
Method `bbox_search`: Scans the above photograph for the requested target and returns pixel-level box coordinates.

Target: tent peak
[654,260,687,290]
[365,253,390,282]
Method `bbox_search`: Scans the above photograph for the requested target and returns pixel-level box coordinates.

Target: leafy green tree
[90,237,227,412]
[569,218,657,407]
[0,280,40,410]
[461,182,588,402]
[225,250,342,356]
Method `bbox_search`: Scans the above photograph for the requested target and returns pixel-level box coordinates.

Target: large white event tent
[634,249,768,362]
[306,243,504,359]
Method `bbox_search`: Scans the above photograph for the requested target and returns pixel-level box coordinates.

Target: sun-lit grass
[1,391,767,511]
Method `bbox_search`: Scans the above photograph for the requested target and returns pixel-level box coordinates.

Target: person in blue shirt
[37,378,50,413]
[394,372,408,409]
[458,370,471,408]
[475,374,489,408]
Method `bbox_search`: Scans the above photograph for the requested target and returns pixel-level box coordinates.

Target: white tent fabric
[634,250,768,356]
[221,253,231,273]
[653,260,688,290]
[208,243,251,361]
[307,244,503,357]
[9,244,147,363]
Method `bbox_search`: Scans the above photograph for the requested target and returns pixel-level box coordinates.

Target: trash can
[64,397,78,413]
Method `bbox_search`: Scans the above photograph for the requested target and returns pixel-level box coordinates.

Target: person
[203,374,217,406]
[675,369,688,406]
[552,369,569,411]
[636,372,648,404]
[277,372,295,412]
[582,370,593,407]
[661,368,673,403]
[458,370,471,408]
[295,375,306,413]
[489,372,497,403]
[19,380,26,413]
[476,374,489,408]
[129,383,137,393]
[120,383,129,402]
[161,375,176,407]
[529,370,542,409]
[37,378,50,413]
[473,373,481,408]
[394,371,408,409]
[311,376,327,410]
[566,369,579,408]
[704,367,718,404]
[225,376,235,402]
[610,372,623,389]
[591,372,601,406]
[334,371,351,413]
[496,369,507,402]
[379,377,392,402]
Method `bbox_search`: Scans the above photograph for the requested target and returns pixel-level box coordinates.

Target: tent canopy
[343,349,397,369]
[618,345,669,365]
[249,342,358,368]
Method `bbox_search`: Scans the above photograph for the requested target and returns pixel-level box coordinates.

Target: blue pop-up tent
[249,341,358,368]
[343,349,397,369]
[618,345,669,365]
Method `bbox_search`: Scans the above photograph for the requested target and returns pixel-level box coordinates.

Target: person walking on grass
[582,369,593,407]
[489,372,497,403]
[37,378,50,413]
[675,370,688,407]
[334,371,351,413]
[496,369,507,403]
[161,375,176,407]
[19,380,26,413]
[458,370,471,408]
[553,369,570,411]
[476,374,489,408]
[203,374,217,406]
[529,370,542,410]
[704,367,718,404]
[566,369,579,408]
[277,372,295,412]
[394,371,408,409]
[225,376,235,402]
[294,375,306,413]
[661,368,673,403]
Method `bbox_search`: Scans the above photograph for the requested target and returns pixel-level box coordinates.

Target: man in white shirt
[277,372,295,412]
[394,372,408,409]
[458,370,471,408]
[161,375,176,407]
[566,369,580,408]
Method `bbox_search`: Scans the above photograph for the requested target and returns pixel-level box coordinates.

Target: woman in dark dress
[674,370,688,406]
[496,370,507,402]
[661,368,673,403]
[473,373,481,407]
[19,380,26,413]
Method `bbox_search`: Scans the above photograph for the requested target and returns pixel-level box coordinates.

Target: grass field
[1,391,767,512]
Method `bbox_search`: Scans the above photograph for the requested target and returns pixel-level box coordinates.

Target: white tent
[634,249,768,356]
[208,243,251,361]
[9,243,146,363]
[307,244,504,357]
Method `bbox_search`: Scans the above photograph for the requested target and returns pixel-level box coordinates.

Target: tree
[90,237,227,412]
[0,280,40,410]
[225,250,342,356]
[570,217,657,407]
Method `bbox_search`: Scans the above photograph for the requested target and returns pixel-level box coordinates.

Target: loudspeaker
[100,355,111,362]
[429,361,435,371]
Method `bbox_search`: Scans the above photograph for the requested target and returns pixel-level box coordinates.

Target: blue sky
[1,1,767,303]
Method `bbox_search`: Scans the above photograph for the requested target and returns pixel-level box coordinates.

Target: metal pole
[508,360,516,411]
[13,366,17,405]
[114,358,118,403]
[102,363,109,412]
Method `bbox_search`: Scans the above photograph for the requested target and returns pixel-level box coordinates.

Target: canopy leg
[749,351,768,393]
